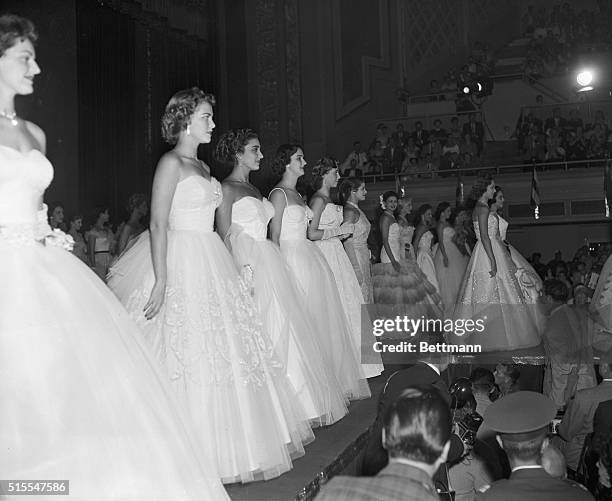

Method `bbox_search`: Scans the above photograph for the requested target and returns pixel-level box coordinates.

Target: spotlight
[576,70,593,87]
[462,79,494,97]
[462,82,483,95]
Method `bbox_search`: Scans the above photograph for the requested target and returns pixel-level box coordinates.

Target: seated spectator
[565,131,587,162]
[479,391,593,500]
[494,364,520,398]
[554,363,612,476]
[531,252,548,278]
[400,157,419,182]
[541,279,596,410]
[368,140,385,174]
[524,123,546,163]
[384,137,405,176]
[430,119,447,143]
[392,123,409,147]
[546,128,566,162]
[567,109,584,132]
[441,136,460,173]
[545,108,567,135]
[341,140,369,176]
[448,116,462,145]
[411,121,429,149]
[460,133,478,159]
[462,114,484,156]
[319,386,452,500]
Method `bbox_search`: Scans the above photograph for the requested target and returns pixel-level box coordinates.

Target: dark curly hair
[127,193,147,214]
[468,173,494,205]
[272,143,302,178]
[414,203,433,226]
[0,14,37,57]
[214,128,259,165]
[311,157,339,191]
[160,87,215,145]
[338,177,364,205]
[488,186,503,208]
[434,202,451,222]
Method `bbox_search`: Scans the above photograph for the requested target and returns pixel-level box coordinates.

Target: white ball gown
[0,145,229,500]
[107,175,313,484]
[342,203,374,304]
[313,202,383,378]
[226,196,348,426]
[434,226,470,317]
[272,189,371,399]
[416,229,440,294]
[453,213,541,352]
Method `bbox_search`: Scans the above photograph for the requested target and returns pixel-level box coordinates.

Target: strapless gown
[0,145,228,500]
[314,203,383,378]
[108,176,313,484]
[434,226,470,317]
[227,196,348,425]
[453,213,541,352]
[272,189,371,399]
[416,230,440,295]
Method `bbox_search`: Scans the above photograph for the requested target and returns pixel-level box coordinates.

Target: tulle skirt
[434,241,470,317]
[108,230,314,484]
[453,237,542,352]
[353,242,374,304]
[417,250,440,294]
[228,229,348,426]
[0,239,229,501]
[279,238,371,399]
[314,238,383,378]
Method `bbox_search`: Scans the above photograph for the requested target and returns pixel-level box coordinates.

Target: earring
[187,125,191,136]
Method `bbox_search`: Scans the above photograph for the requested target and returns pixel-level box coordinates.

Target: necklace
[0,110,18,126]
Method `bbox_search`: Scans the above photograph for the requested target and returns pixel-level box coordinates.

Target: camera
[455,411,483,447]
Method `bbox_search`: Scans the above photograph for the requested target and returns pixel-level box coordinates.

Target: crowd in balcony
[516,104,612,164]
[340,115,486,180]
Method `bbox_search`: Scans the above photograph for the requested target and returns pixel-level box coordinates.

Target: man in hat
[477,391,593,500]
[316,386,451,501]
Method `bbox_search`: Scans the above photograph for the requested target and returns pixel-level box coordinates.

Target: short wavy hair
[0,14,37,57]
[469,173,494,203]
[214,128,259,165]
[127,193,147,214]
[383,386,451,463]
[488,185,503,208]
[272,143,302,178]
[311,157,338,191]
[338,177,364,205]
[160,87,215,145]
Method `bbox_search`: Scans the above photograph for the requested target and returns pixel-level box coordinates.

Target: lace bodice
[318,203,344,230]
[417,230,434,256]
[0,145,52,226]
[168,176,221,232]
[473,213,501,241]
[381,221,401,263]
[231,197,274,240]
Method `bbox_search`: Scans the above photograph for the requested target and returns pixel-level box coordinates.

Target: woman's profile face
[324,167,340,188]
[287,148,306,177]
[238,138,263,172]
[52,206,64,223]
[189,101,215,144]
[72,218,82,231]
[0,38,40,96]
[423,208,433,225]
[355,183,367,201]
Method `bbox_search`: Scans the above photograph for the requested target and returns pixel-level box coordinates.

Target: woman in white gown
[488,186,543,306]
[309,157,383,379]
[214,129,348,426]
[269,144,371,398]
[397,197,416,261]
[434,202,470,316]
[413,204,440,295]
[0,16,228,500]
[108,89,313,484]
[453,175,541,352]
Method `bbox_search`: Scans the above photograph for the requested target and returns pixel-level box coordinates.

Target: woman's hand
[144,280,166,320]
[489,263,497,278]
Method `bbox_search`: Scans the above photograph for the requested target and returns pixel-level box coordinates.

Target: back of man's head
[470,367,495,395]
[543,278,568,303]
[499,430,548,465]
[383,386,452,466]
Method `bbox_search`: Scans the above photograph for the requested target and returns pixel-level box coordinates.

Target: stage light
[576,70,593,87]
[462,82,484,95]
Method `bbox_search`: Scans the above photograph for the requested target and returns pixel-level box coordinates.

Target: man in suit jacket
[593,399,612,445]
[316,386,450,501]
[477,392,593,500]
[462,114,485,155]
[555,363,612,472]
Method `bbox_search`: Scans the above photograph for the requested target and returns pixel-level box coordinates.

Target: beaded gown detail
[434,226,470,317]
[343,204,373,304]
[227,196,348,425]
[0,145,229,500]
[314,203,383,378]
[272,189,371,399]
[108,176,314,484]
[454,213,541,351]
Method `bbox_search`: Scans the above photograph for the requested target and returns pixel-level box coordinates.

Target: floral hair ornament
[379,194,387,210]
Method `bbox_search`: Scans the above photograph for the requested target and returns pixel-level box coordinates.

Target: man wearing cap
[316,386,451,501]
[477,391,593,500]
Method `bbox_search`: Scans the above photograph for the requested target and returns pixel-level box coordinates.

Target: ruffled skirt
[108,230,314,483]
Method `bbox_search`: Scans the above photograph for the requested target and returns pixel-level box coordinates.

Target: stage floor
[225,374,387,501]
